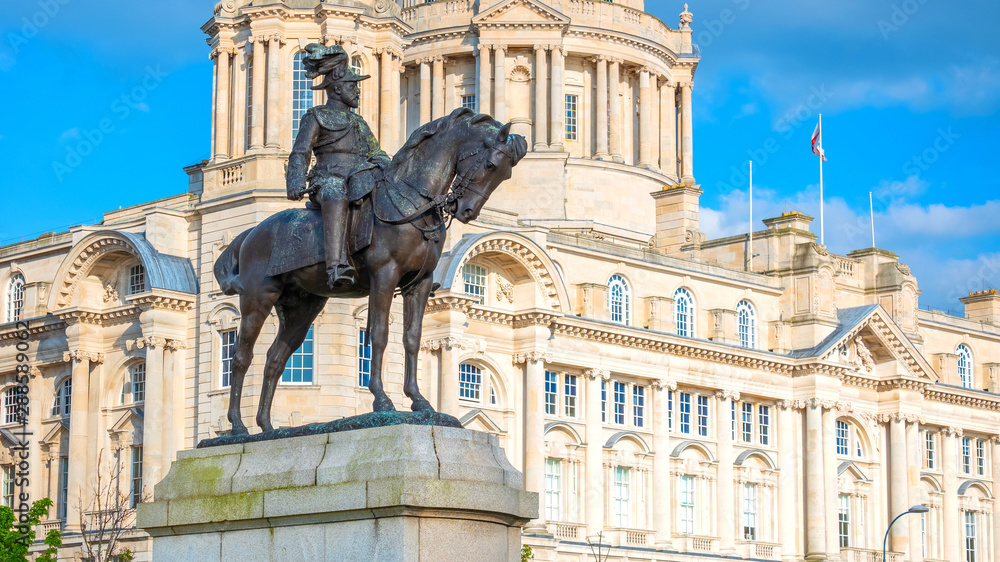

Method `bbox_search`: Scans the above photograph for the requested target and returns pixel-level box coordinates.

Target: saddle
[263,179,443,278]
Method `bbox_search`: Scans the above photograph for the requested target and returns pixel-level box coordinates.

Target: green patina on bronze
[197,410,463,448]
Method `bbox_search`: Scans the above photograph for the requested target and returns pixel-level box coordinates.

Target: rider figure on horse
[286,43,390,289]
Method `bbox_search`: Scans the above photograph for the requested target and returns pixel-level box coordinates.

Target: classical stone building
[2,0,999,560]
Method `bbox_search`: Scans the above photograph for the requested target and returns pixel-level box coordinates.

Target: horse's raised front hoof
[410,396,435,412]
[373,395,396,412]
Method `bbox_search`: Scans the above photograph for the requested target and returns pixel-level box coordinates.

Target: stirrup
[327,265,357,289]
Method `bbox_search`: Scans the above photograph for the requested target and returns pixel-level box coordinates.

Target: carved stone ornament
[496,275,515,304]
[714,389,740,402]
[103,281,119,303]
[585,368,610,381]
[63,350,105,364]
[853,336,875,373]
[513,351,551,365]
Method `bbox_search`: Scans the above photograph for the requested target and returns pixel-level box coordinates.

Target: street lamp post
[883,505,929,561]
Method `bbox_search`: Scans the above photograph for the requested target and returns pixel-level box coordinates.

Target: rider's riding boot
[321,196,356,289]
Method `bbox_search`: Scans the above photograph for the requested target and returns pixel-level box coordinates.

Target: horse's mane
[391,107,500,166]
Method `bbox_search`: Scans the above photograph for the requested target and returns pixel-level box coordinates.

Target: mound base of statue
[137,424,538,562]
[196,409,463,448]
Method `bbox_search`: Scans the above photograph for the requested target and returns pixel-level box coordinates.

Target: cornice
[924,386,1000,413]
[130,294,196,313]
[425,293,477,315]
[0,318,66,343]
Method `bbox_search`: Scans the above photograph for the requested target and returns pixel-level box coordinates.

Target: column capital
[494,45,508,54]
[63,349,104,364]
[165,339,188,351]
[943,426,964,437]
[513,351,551,365]
[420,336,471,352]
[28,366,42,378]
[477,43,492,54]
[585,368,610,381]
[266,33,286,44]
[652,379,677,391]
[209,46,236,60]
[714,389,740,403]
[533,44,548,52]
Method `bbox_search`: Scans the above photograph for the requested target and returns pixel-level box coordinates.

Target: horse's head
[450,121,528,224]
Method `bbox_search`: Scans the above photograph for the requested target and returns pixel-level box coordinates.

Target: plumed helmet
[301,43,369,90]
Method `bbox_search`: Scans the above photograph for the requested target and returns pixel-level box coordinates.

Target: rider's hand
[287,187,306,201]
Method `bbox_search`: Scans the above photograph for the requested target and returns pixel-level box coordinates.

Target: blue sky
[1,0,998,312]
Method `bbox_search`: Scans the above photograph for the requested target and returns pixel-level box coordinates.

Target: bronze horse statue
[214,108,527,435]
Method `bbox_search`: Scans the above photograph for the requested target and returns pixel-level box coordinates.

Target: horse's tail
[214,229,251,296]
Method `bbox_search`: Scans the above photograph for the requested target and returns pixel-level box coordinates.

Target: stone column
[905,419,922,562]
[65,351,97,532]
[438,339,459,416]
[585,369,608,537]
[432,55,445,120]
[518,352,548,532]
[595,56,609,159]
[165,339,187,468]
[680,82,695,182]
[608,59,622,162]
[493,46,507,123]
[992,437,1000,562]
[652,381,675,548]
[659,80,677,178]
[638,68,654,169]
[25,368,43,504]
[716,391,738,555]
[777,401,797,560]
[143,337,167,487]
[478,44,492,115]
[250,37,265,151]
[822,405,839,561]
[533,45,548,151]
[550,46,565,151]
[380,48,394,148]
[419,58,431,125]
[264,36,283,149]
[804,400,826,559]
[889,417,910,554]
[942,428,961,562]
[213,47,232,161]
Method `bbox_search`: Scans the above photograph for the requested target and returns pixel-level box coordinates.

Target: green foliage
[115,548,135,562]
[520,544,534,562]
[0,497,61,562]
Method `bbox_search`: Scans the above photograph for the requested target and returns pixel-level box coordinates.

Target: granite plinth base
[197,409,463,448]
[137,424,537,562]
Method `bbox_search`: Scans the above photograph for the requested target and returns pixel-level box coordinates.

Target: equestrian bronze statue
[213,44,528,436]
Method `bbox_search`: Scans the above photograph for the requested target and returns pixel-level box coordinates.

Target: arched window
[5,273,25,323]
[3,386,27,425]
[608,275,631,325]
[674,288,695,337]
[737,300,757,349]
[835,419,867,460]
[459,363,483,403]
[957,344,974,389]
[52,379,72,417]
[291,51,315,140]
[121,363,146,404]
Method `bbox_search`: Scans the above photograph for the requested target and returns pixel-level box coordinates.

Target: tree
[0,497,61,562]
[77,449,147,562]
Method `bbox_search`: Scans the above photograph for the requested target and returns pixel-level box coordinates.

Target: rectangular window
[696,395,709,437]
[612,467,630,528]
[679,392,691,434]
[836,420,849,456]
[128,264,146,294]
[632,386,645,428]
[925,432,936,470]
[601,380,607,423]
[564,375,578,417]
[544,459,562,521]
[758,405,770,446]
[921,512,928,558]
[667,391,674,432]
[2,466,13,508]
[966,511,977,562]
[220,329,237,388]
[281,325,315,384]
[130,446,143,508]
[838,494,851,547]
[58,457,68,520]
[976,440,986,476]
[679,475,695,534]
[463,264,487,305]
[741,402,753,443]
[358,329,371,388]
[544,371,558,415]
[613,382,626,425]
[3,386,27,425]
[742,483,758,541]
[565,94,579,141]
[963,438,972,474]
[731,400,736,441]
[129,363,146,404]
[461,94,477,110]
[459,363,482,402]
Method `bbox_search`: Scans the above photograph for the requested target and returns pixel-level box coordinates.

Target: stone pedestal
[137,425,537,562]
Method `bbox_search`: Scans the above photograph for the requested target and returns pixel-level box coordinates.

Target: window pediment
[472,0,570,28]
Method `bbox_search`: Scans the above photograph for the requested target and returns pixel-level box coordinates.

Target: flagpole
[749,160,753,272]
[819,113,825,246]
[870,191,876,248]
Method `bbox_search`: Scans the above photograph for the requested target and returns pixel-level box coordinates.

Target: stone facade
[1,0,999,561]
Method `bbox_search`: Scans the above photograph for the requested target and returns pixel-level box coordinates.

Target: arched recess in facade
[47,230,198,310]
[434,231,571,312]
